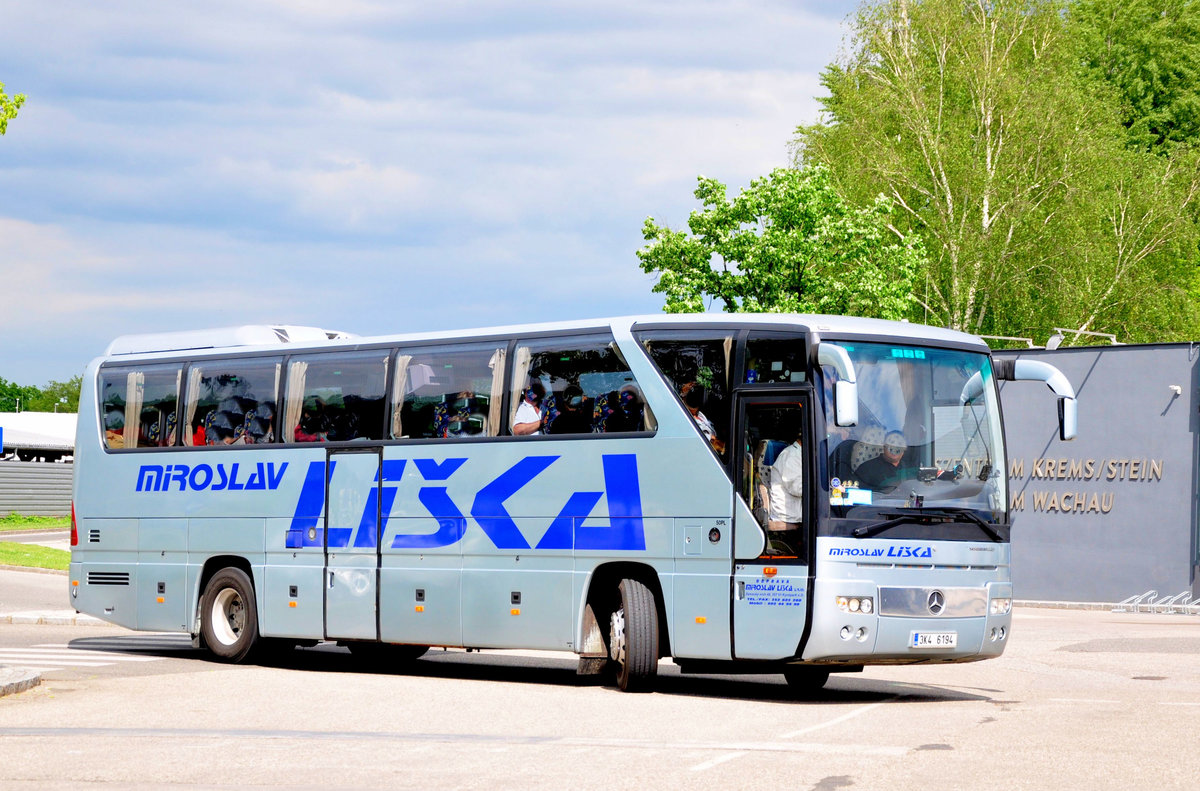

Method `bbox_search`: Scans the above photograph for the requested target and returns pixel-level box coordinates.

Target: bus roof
[99,314,989,361]
[105,325,356,356]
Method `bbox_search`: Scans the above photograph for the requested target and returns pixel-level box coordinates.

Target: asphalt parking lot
[1,566,1198,790]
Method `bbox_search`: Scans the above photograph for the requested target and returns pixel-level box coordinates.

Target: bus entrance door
[324,448,383,641]
[731,393,813,660]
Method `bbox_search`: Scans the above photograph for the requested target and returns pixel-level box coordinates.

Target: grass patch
[0,541,70,571]
[0,514,70,533]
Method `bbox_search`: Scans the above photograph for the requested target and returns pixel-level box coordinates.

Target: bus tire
[783,666,830,696]
[610,578,658,692]
[200,567,260,663]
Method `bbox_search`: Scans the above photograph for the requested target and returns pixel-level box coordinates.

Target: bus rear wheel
[609,578,658,692]
[200,567,260,663]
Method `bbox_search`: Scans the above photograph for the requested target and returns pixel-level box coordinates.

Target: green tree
[0,377,40,413]
[0,81,24,135]
[1070,0,1200,152]
[637,166,927,319]
[797,0,1200,344]
[23,376,82,413]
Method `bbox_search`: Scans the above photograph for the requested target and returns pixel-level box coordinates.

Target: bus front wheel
[200,567,260,663]
[609,578,658,692]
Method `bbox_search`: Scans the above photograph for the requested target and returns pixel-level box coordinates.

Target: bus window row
[98,335,654,450]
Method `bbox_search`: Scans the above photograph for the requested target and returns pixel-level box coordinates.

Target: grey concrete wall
[996,344,1198,602]
[0,461,74,516]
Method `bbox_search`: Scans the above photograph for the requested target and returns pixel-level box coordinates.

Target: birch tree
[798,0,1200,343]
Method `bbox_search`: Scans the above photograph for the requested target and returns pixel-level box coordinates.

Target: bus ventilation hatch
[87,572,130,586]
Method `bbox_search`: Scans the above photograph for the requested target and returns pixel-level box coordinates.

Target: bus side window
[285,352,389,443]
[184,359,281,446]
[391,345,505,440]
[638,336,732,456]
[98,365,182,450]
[510,335,651,436]
[745,337,808,384]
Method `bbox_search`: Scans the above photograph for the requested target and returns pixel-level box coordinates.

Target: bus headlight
[990,597,1012,615]
[836,596,874,614]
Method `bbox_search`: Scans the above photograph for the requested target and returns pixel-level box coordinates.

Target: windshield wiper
[851,507,1003,542]
[851,514,922,539]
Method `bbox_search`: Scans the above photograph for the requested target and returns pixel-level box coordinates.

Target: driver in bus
[856,431,911,490]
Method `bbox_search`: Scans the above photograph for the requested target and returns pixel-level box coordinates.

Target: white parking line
[690,752,747,771]
[4,650,161,663]
[780,699,895,739]
[0,640,180,671]
[691,698,901,771]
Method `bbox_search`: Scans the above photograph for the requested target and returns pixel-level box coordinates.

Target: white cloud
[0,0,848,385]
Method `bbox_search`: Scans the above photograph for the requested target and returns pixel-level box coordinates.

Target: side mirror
[818,343,858,427]
[834,380,859,427]
[995,357,1077,441]
[1058,397,1077,441]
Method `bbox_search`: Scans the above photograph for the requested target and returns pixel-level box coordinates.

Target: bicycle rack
[1112,589,1199,615]
[1112,590,1157,613]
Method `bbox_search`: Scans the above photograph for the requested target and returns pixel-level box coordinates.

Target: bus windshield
[823,342,1007,522]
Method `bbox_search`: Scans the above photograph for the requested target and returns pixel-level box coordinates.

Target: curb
[0,611,108,627]
[0,665,42,698]
[0,564,67,576]
[1015,600,1116,611]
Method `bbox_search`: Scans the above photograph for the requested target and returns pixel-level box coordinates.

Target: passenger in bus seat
[245,414,273,444]
[140,409,161,446]
[295,397,329,442]
[592,390,615,432]
[604,384,644,432]
[435,391,479,437]
[511,380,545,435]
[192,409,219,446]
[205,411,242,445]
[163,410,178,446]
[243,401,275,443]
[547,385,592,434]
[681,381,725,454]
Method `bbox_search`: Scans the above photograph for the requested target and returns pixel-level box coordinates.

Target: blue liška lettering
[286,453,644,552]
[829,545,933,558]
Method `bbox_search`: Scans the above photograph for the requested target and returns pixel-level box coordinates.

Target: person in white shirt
[767,436,804,529]
[681,381,725,454]
[512,380,546,435]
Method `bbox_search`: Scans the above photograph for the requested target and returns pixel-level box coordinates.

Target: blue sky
[0,1,847,387]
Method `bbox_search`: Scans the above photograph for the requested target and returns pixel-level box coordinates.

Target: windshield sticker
[831,482,872,506]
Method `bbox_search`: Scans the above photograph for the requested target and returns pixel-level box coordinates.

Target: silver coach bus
[69,315,1076,692]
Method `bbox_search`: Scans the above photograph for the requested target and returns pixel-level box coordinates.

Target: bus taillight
[70,502,78,547]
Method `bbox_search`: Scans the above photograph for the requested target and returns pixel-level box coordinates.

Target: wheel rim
[211,588,245,646]
[609,606,626,666]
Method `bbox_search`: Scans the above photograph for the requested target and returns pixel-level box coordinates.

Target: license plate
[910,631,957,648]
